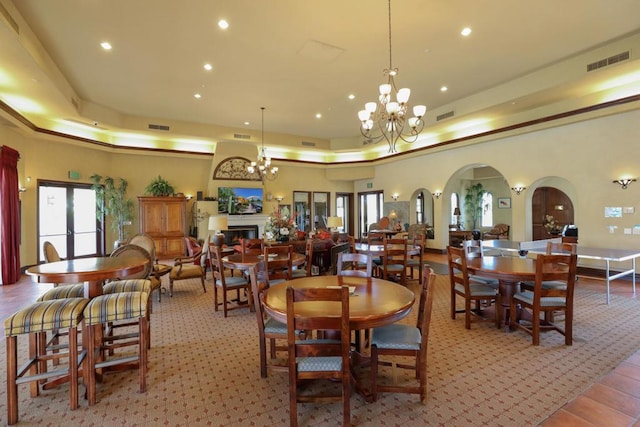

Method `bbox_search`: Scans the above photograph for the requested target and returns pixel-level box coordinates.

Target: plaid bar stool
[103,279,153,349]
[4,297,89,425]
[82,291,149,405]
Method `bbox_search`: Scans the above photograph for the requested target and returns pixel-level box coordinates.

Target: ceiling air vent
[587,51,630,72]
[436,110,455,121]
[234,133,251,140]
[301,141,316,147]
[148,123,170,131]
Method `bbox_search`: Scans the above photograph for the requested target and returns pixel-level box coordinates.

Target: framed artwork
[498,197,511,209]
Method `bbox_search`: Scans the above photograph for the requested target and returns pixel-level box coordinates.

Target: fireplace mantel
[227,214,268,238]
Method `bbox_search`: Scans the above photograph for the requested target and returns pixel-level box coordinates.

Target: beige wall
[4,106,640,269]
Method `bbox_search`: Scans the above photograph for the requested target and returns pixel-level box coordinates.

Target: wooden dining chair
[406,231,426,280]
[264,244,293,284]
[447,245,499,329]
[510,253,578,345]
[520,241,577,321]
[286,285,351,427]
[291,239,314,279]
[168,238,206,297]
[380,237,408,285]
[247,262,305,378]
[209,245,250,317]
[370,267,436,402]
[463,239,499,289]
[336,252,373,278]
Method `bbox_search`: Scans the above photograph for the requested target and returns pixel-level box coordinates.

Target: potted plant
[90,174,134,245]
[145,175,174,197]
[463,182,488,230]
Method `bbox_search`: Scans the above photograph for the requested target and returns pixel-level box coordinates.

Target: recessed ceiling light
[461,27,472,37]
[203,63,213,71]
[244,121,250,126]
[100,42,112,50]
[315,113,322,119]
[440,86,448,92]
[194,93,202,99]
[218,19,229,30]
[348,94,355,100]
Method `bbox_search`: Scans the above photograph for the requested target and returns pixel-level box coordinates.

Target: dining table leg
[498,280,521,329]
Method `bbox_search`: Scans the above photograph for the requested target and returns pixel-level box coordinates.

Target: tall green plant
[90,174,134,242]
[463,182,487,230]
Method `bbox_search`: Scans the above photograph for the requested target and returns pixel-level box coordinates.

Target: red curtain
[0,145,21,284]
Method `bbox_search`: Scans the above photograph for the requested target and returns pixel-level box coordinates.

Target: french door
[38,180,103,262]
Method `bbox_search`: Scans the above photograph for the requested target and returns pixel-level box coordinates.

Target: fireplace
[221,225,259,246]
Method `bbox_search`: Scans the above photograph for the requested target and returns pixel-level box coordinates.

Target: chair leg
[532,307,540,346]
[68,327,79,410]
[464,299,471,329]
[200,274,206,293]
[565,308,573,346]
[169,279,174,297]
[371,345,379,402]
[7,336,18,425]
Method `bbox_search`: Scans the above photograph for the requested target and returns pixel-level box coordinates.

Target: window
[481,193,493,227]
[416,192,424,224]
[335,193,351,234]
[358,191,383,237]
[451,193,460,225]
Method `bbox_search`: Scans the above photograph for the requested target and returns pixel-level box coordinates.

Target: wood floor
[2,252,640,426]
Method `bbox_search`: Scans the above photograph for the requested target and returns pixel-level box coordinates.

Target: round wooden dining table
[26,255,149,298]
[466,256,569,326]
[261,275,415,330]
[222,252,306,270]
[354,242,420,257]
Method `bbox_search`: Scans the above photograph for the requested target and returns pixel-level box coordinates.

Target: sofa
[482,223,510,240]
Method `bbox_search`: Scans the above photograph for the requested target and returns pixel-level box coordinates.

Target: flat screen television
[217,187,263,214]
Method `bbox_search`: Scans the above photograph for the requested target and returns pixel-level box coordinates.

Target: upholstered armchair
[483,223,510,240]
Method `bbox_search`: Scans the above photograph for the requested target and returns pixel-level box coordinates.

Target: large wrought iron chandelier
[247,107,278,183]
[358,0,426,154]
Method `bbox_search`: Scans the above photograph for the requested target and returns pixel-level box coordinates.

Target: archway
[524,176,577,241]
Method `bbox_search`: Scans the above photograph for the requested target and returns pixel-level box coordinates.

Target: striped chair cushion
[371,323,421,350]
[297,356,342,372]
[513,291,567,307]
[455,283,497,297]
[4,298,89,336]
[83,292,148,325]
[103,279,152,295]
[37,283,85,301]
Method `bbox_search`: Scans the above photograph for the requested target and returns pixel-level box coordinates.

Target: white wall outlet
[624,228,632,235]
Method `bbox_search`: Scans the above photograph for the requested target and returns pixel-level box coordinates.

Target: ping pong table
[482,238,640,304]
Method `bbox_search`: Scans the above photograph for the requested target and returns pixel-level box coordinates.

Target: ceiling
[1,0,640,161]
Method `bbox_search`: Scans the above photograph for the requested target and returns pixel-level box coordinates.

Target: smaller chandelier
[358,0,426,154]
[247,107,278,183]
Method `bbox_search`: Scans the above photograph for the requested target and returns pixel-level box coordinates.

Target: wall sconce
[511,186,526,195]
[614,178,636,189]
[391,193,399,201]
[275,196,284,203]
[433,191,442,199]
[19,187,27,193]
[185,194,193,200]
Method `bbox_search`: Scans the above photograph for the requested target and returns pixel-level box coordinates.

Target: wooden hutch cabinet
[138,196,187,258]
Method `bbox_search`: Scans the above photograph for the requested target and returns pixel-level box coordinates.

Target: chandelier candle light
[358,0,426,154]
[247,107,278,183]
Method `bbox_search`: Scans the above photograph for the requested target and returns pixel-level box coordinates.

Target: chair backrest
[463,239,484,259]
[378,216,390,229]
[447,245,472,295]
[110,244,153,279]
[381,237,408,280]
[301,239,314,276]
[417,267,437,359]
[209,244,229,286]
[532,253,578,299]
[286,284,350,371]
[127,233,157,263]
[247,261,270,329]
[240,238,263,261]
[264,244,293,281]
[43,241,62,263]
[330,242,350,275]
[336,252,373,277]
[546,241,577,255]
[367,231,385,245]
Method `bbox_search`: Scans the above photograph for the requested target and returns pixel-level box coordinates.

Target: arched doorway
[532,187,574,240]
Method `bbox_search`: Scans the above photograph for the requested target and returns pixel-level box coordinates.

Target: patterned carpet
[2,272,640,426]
